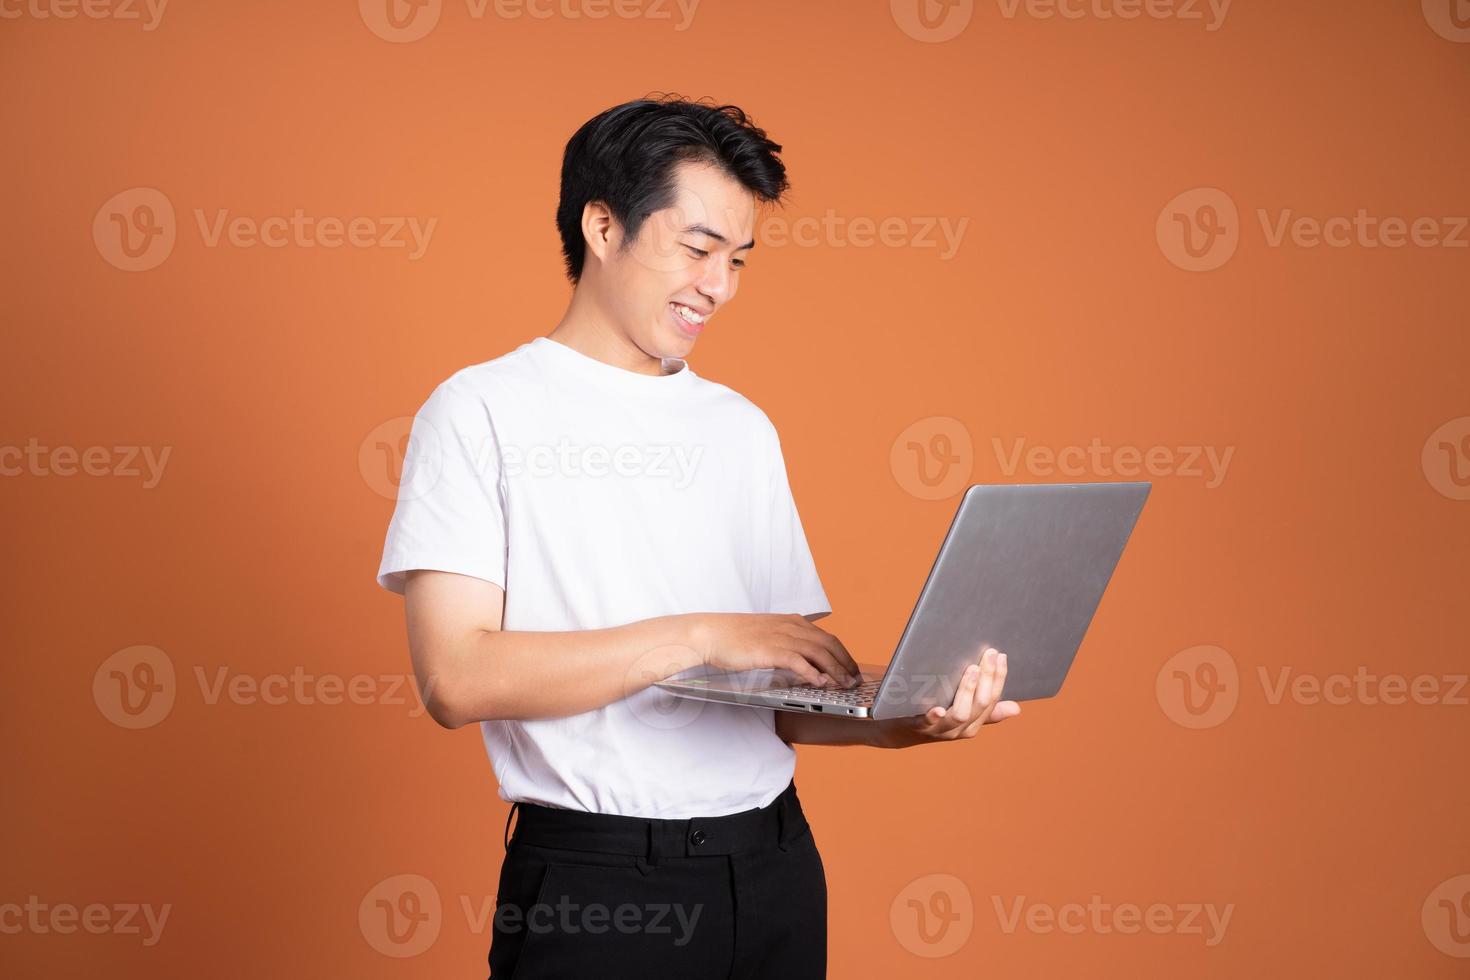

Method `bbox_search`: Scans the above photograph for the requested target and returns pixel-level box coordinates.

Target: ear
[581,200,616,266]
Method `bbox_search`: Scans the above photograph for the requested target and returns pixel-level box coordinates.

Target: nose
[694,256,734,307]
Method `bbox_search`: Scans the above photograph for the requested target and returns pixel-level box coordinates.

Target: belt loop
[503,801,520,853]
[635,820,660,875]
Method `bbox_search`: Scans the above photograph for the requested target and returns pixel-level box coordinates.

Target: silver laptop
[655,482,1150,720]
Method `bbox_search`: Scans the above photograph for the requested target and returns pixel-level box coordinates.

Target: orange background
[5,0,1469,976]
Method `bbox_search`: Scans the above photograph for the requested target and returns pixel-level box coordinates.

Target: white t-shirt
[376,335,831,818]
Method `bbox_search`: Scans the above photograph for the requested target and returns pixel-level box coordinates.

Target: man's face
[598,160,757,360]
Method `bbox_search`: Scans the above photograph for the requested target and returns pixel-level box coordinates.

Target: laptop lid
[870,482,1150,720]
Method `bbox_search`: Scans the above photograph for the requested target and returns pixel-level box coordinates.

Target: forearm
[424,613,705,726]
[775,709,904,748]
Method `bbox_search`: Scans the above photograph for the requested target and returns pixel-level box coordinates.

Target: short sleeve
[376,379,508,595]
[760,417,831,618]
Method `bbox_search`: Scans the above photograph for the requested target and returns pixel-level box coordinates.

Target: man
[376,95,1020,979]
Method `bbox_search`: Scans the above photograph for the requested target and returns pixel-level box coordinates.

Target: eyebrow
[682,223,756,251]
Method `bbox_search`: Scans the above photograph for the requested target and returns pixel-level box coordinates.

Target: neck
[548,288,670,377]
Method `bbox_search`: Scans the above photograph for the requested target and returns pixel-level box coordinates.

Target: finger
[975,651,1008,722]
[928,665,976,738]
[972,649,998,715]
[789,634,858,686]
[779,651,830,688]
[991,650,1009,701]
[986,700,1021,723]
[806,621,860,678]
[963,696,1017,739]
[946,662,982,728]
[795,621,862,683]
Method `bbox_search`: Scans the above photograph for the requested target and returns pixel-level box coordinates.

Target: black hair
[555,94,790,284]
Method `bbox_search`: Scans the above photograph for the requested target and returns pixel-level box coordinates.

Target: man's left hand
[879,646,1021,748]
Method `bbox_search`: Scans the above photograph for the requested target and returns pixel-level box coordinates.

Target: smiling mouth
[670,302,710,337]
[670,302,708,327]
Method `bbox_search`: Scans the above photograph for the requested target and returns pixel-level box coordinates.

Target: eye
[684,244,745,270]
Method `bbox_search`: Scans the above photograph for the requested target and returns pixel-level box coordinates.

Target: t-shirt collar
[529,336,697,396]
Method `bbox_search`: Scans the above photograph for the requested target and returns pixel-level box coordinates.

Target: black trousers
[488,780,827,979]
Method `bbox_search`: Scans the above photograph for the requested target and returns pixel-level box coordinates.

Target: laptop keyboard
[781,679,881,705]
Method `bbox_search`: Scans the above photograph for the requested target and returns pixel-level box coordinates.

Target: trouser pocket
[490,845,735,980]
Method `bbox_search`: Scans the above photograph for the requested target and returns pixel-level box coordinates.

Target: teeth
[672,303,706,325]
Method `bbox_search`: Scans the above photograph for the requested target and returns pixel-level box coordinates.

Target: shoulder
[689,377,789,470]
[694,375,781,436]
[409,344,541,420]
[438,343,541,399]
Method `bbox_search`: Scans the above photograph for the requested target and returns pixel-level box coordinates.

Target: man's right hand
[688,613,861,689]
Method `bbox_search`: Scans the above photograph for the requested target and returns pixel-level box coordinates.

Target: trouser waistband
[503,781,808,873]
